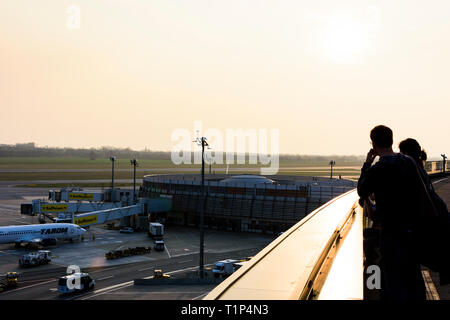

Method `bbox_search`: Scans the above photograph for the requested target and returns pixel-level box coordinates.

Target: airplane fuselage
[0,223,86,245]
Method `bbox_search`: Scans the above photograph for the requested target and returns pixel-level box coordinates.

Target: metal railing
[425,160,448,174]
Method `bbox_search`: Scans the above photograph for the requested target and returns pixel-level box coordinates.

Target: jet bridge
[48,188,135,203]
[73,204,144,227]
[30,199,124,216]
[72,197,172,227]
[21,184,173,228]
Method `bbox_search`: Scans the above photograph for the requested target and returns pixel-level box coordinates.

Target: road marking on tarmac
[165,245,171,258]
[97,275,114,281]
[137,267,153,272]
[92,266,119,273]
[3,219,32,225]
[178,260,192,264]
[172,252,199,258]
[74,281,134,300]
[6,278,57,292]
[0,208,18,213]
[192,293,208,300]
[79,264,215,300]
[432,177,448,185]
[50,262,70,268]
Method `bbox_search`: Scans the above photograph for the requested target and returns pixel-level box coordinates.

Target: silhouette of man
[357,125,426,300]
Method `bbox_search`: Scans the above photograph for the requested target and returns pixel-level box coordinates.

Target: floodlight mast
[193,136,209,278]
[130,159,138,204]
[329,160,336,179]
[110,156,116,192]
[442,154,447,173]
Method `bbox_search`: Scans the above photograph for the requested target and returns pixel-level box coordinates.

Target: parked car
[119,227,134,234]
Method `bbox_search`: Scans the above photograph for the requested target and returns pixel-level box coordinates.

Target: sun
[318,15,371,63]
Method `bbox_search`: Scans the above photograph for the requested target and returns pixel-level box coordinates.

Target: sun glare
[318,13,372,63]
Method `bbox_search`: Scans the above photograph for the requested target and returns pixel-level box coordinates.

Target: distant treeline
[0,143,365,163]
[0,143,168,160]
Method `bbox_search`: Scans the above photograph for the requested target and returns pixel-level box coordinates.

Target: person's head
[370,125,393,153]
[399,138,427,167]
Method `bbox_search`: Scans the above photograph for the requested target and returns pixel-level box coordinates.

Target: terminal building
[23,173,357,235]
[139,174,356,234]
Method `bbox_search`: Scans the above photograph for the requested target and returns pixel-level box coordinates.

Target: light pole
[194,136,209,278]
[110,156,116,192]
[130,159,138,204]
[441,154,447,173]
[205,153,212,174]
[329,160,336,179]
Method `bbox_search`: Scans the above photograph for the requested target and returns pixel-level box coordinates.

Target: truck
[153,239,165,251]
[0,272,19,292]
[105,246,152,259]
[19,250,51,267]
[153,269,170,279]
[58,272,95,293]
[212,259,239,278]
[149,222,164,239]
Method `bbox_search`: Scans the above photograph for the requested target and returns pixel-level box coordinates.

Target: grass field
[0,157,183,169]
[0,171,149,181]
[0,157,362,183]
[0,170,360,181]
[0,157,363,169]
[16,183,135,188]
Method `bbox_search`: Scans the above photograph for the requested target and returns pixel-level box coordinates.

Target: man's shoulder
[379,153,415,166]
[376,153,420,182]
[364,153,415,174]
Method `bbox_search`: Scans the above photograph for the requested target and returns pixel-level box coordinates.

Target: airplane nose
[80,228,86,234]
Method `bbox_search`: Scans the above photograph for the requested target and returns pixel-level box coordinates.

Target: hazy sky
[1,0,449,157]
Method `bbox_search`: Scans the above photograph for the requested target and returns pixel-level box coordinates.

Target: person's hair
[370,125,393,148]
[399,138,427,168]
[421,150,427,162]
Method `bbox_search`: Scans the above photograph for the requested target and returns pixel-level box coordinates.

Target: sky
[0,0,449,158]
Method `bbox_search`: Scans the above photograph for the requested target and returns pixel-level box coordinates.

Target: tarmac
[0,184,274,300]
[425,176,450,300]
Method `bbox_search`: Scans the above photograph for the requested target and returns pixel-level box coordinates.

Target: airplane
[0,223,86,247]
